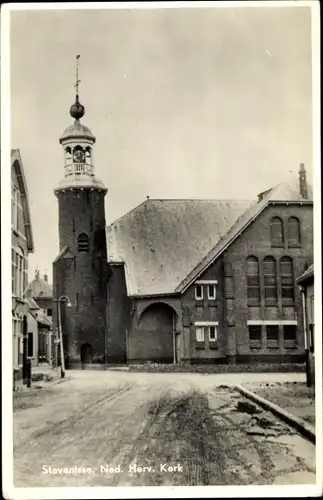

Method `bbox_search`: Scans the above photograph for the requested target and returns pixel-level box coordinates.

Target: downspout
[300,285,309,386]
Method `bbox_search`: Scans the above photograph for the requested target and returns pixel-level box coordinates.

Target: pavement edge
[235,384,316,444]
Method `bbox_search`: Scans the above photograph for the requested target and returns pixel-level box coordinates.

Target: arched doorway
[130,303,177,363]
[80,343,93,366]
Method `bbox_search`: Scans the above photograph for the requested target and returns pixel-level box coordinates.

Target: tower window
[287,217,301,247]
[270,217,284,247]
[77,233,89,252]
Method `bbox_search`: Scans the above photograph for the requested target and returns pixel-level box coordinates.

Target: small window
[287,217,301,247]
[270,217,284,247]
[195,326,205,342]
[47,308,52,317]
[77,233,89,253]
[283,325,296,348]
[249,325,262,346]
[208,325,217,341]
[207,284,216,300]
[266,325,279,348]
[27,332,34,358]
[195,284,203,300]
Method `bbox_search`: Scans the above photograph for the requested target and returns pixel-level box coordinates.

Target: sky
[10,4,313,284]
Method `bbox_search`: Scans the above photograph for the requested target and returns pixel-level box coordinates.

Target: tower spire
[70,54,85,120]
[75,54,81,97]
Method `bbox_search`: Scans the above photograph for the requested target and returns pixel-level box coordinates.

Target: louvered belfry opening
[77,233,89,252]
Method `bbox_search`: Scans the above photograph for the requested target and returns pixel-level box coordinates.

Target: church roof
[27,273,53,298]
[107,172,313,297]
[107,198,252,296]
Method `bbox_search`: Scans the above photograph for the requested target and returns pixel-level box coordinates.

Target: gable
[176,177,313,293]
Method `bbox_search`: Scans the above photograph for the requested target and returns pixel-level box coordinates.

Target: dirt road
[13,371,316,487]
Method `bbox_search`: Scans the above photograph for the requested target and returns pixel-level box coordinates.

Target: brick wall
[106,264,130,362]
[182,203,313,364]
[53,188,108,366]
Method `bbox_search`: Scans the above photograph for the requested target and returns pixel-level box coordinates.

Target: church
[53,91,314,368]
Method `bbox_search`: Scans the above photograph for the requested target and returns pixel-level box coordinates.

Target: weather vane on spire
[74,54,81,96]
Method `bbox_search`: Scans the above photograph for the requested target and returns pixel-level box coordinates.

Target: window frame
[247,256,260,305]
[280,256,294,304]
[195,326,205,342]
[270,216,284,247]
[266,324,280,349]
[287,217,301,247]
[207,284,216,300]
[12,184,19,231]
[208,325,217,342]
[263,256,278,305]
[195,284,203,300]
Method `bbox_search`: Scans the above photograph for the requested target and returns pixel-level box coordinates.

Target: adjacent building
[53,93,314,367]
[297,265,315,386]
[27,297,53,366]
[11,149,35,379]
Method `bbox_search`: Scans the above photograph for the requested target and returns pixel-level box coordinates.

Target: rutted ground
[13,372,316,487]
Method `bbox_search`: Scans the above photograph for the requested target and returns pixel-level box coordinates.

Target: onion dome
[70,94,85,120]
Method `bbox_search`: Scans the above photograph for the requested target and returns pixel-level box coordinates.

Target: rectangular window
[208,325,217,341]
[266,325,279,348]
[195,284,203,300]
[249,325,262,347]
[207,284,216,300]
[195,326,205,342]
[27,332,34,358]
[283,325,296,349]
[47,308,52,317]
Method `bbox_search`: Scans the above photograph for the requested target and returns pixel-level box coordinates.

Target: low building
[11,149,34,380]
[26,270,53,319]
[27,298,53,366]
[297,265,315,387]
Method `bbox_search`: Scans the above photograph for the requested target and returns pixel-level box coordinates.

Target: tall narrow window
[77,233,89,253]
[195,284,203,300]
[270,217,284,247]
[247,257,260,305]
[264,256,277,304]
[280,257,294,303]
[287,217,301,247]
[195,326,205,342]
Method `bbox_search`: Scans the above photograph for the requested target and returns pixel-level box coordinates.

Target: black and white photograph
[1,1,322,498]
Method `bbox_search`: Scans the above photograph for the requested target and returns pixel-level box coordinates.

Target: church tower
[53,57,108,367]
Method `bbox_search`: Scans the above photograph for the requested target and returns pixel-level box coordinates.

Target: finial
[70,54,85,120]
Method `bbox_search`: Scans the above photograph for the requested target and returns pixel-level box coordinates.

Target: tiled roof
[107,198,252,296]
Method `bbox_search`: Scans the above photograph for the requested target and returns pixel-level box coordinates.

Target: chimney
[44,274,48,283]
[299,163,308,199]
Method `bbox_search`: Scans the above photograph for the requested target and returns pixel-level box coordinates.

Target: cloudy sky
[10,4,313,283]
